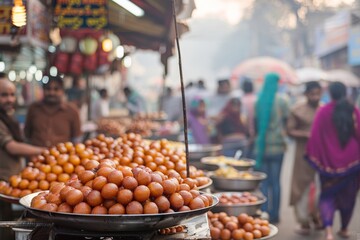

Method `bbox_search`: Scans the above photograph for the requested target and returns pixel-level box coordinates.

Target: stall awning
[108,0,193,71]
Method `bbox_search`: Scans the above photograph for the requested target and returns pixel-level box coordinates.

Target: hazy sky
[192,0,253,25]
[128,0,357,98]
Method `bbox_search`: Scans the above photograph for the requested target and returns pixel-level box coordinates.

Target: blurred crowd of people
[1,70,360,240]
[161,73,360,240]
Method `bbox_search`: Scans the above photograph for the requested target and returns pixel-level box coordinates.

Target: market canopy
[230,57,298,89]
[326,69,360,87]
[51,0,193,71]
[295,67,328,84]
[2,0,193,72]
[108,0,193,71]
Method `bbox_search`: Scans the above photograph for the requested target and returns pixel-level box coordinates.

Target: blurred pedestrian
[24,76,82,147]
[216,97,248,157]
[287,81,322,235]
[255,73,289,223]
[185,81,198,107]
[306,82,360,240]
[159,87,182,121]
[208,79,232,118]
[241,80,257,157]
[92,88,110,121]
[188,98,210,144]
[195,79,211,100]
[197,79,206,89]
[0,75,44,239]
[123,87,147,116]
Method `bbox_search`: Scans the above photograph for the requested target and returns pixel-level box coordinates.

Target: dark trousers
[0,200,14,239]
[259,153,284,223]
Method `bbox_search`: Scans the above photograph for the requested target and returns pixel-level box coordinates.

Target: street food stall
[0,134,278,240]
[0,1,279,240]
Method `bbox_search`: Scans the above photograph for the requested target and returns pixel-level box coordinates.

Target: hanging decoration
[79,37,98,55]
[101,38,113,52]
[12,0,26,27]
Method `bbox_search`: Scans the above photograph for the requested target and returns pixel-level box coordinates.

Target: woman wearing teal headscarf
[255,73,289,223]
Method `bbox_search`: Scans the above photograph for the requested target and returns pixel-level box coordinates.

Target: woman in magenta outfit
[306,82,360,240]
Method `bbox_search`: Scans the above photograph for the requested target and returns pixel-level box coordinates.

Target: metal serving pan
[201,156,255,171]
[20,192,219,232]
[210,171,267,191]
[188,144,222,161]
[0,193,20,204]
[211,192,266,216]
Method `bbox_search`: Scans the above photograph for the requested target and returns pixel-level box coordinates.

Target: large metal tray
[20,192,219,232]
[0,193,20,204]
[211,192,266,216]
[210,171,267,191]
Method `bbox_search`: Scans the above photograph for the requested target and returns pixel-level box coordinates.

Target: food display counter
[0,135,277,240]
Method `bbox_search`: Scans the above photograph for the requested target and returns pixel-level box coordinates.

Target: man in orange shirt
[24,76,82,147]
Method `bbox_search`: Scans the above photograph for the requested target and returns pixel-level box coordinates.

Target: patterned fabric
[306,102,360,176]
[319,174,359,228]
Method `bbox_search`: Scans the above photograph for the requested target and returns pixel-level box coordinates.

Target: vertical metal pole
[86,73,91,121]
[172,0,190,178]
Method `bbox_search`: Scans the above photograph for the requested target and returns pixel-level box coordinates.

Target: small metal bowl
[188,144,223,161]
[201,156,255,171]
[212,191,266,216]
[209,171,267,191]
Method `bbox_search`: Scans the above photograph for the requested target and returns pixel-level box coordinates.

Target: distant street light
[112,0,144,17]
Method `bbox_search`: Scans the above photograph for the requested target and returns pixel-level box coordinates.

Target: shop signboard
[348,25,360,66]
[54,0,108,30]
[0,5,12,34]
[315,11,350,57]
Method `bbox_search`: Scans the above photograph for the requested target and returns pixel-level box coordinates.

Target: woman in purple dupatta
[188,98,210,144]
[306,82,360,240]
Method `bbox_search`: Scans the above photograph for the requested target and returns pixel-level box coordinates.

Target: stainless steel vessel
[20,192,219,232]
[210,171,267,191]
[211,191,266,216]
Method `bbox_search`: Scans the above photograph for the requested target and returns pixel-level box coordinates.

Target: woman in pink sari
[306,82,360,240]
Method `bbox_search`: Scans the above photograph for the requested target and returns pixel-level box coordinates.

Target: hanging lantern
[102,38,113,52]
[98,48,109,66]
[100,33,120,52]
[108,33,120,48]
[59,37,77,53]
[12,0,26,27]
[54,52,69,74]
[69,52,84,75]
[83,53,97,72]
[79,37,98,56]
